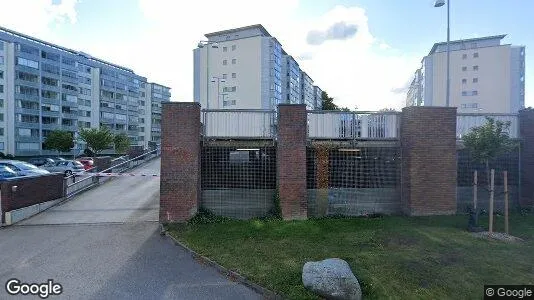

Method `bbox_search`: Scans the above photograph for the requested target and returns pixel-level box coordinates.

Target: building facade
[300,71,315,110]
[406,35,525,113]
[193,24,321,110]
[0,26,170,156]
[313,85,323,110]
[138,82,171,149]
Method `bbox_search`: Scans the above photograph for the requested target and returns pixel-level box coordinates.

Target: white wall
[431,45,515,113]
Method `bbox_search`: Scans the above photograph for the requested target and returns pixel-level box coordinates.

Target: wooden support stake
[504,171,509,235]
[473,170,478,213]
[489,169,495,233]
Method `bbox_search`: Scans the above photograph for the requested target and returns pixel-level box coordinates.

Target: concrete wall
[1,173,64,223]
[202,189,275,219]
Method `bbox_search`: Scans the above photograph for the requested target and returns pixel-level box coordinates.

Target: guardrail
[63,149,159,198]
[457,113,519,139]
[202,109,276,139]
[307,111,400,139]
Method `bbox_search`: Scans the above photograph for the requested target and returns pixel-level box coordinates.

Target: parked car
[27,157,55,167]
[77,158,94,171]
[0,160,51,176]
[41,160,86,176]
[0,165,18,180]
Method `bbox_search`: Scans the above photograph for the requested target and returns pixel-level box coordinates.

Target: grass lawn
[167,214,534,299]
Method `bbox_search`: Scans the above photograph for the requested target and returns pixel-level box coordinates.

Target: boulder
[302,258,361,300]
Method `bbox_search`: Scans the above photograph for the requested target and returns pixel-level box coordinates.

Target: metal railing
[457,113,519,139]
[202,109,276,139]
[63,149,160,198]
[307,111,400,139]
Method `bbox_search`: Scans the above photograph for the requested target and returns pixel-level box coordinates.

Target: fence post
[504,170,509,234]
[473,170,478,221]
[489,169,495,233]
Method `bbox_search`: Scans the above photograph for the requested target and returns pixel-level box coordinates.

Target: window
[231,58,236,64]
[79,77,91,85]
[42,77,58,87]
[462,54,467,59]
[62,94,77,103]
[79,87,91,96]
[0,70,3,79]
[0,113,3,121]
[42,63,59,74]
[62,84,77,92]
[223,47,228,52]
[42,104,59,112]
[78,63,91,74]
[232,45,236,51]
[62,69,77,80]
[62,57,76,66]
[223,60,227,65]
[223,86,237,92]
[0,99,3,108]
[462,66,467,71]
[232,73,236,78]
[17,44,39,56]
[41,51,59,62]
[222,74,227,79]
[16,85,39,97]
[0,85,3,93]
[17,100,39,110]
[0,55,3,64]
[472,90,478,96]
[101,112,114,119]
[462,79,467,84]
[17,71,39,83]
[473,52,479,58]
[115,114,127,121]
[0,129,3,137]
[42,90,59,99]
[16,142,40,150]
[473,78,478,83]
[471,42,477,48]
[17,57,39,69]
[231,100,236,105]
[473,65,479,71]
[462,91,468,96]
[17,114,39,123]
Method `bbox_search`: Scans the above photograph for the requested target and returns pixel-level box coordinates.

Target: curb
[164,231,285,300]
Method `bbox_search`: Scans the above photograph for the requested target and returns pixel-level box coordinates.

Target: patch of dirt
[471,231,524,243]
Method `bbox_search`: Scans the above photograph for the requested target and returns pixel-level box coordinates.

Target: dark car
[27,157,55,167]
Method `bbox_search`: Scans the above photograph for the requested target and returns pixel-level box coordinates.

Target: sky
[0,0,532,111]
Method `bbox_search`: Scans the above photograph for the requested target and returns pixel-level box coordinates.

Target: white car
[0,160,51,177]
[41,160,86,176]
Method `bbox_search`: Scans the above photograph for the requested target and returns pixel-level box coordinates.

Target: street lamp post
[435,0,450,107]
[197,41,219,109]
[211,76,226,109]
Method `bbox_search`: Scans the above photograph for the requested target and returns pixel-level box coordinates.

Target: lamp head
[434,0,445,7]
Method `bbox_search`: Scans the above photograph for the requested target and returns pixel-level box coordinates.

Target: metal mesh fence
[200,146,277,219]
[457,148,520,213]
[307,145,401,217]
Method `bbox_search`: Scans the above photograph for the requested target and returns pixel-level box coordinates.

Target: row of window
[460,103,479,109]
[221,73,237,79]
[462,52,479,59]
[462,90,478,96]
[462,78,478,84]
[222,59,237,65]
[222,45,237,52]
[462,65,479,71]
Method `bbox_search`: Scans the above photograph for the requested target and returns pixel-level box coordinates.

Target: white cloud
[0,0,79,36]
[131,2,420,110]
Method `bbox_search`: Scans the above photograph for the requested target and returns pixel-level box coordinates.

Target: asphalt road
[0,158,260,299]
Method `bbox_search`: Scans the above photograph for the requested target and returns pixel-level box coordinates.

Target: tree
[79,127,114,157]
[43,130,74,154]
[321,91,355,111]
[462,117,517,222]
[114,132,131,154]
[379,108,398,112]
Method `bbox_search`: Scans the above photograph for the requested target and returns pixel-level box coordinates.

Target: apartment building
[193,24,321,110]
[0,26,170,156]
[314,85,323,110]
[406,35,525,113]
[138,82,171,149]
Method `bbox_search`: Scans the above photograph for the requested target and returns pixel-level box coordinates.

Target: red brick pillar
[400,106,457,215]
[160,102,201,223]
[277,104,308,220]
[519,109,534,207]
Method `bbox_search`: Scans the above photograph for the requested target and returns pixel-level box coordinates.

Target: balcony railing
[308,111,400,139]
[202,109,276,139]
[457,113,519,139]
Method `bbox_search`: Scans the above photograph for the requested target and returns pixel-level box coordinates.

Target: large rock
[302,258,362,300]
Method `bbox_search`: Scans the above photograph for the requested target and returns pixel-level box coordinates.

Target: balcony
[15,107,40,115]
[307,111,399,139]
[41,97,60,105]
[16,121,40,129]
[202,109,276,139]
[41,110,60,117]
[42,123,61,130]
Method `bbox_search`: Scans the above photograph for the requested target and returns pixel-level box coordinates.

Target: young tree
[114,132,131,154]
[321,91,339,110]
[79,127,114,157]
[43,130,74,155]
[462,117,517,222]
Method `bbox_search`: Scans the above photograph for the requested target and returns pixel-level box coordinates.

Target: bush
[0,152,5,158]
[264,189,282,220]
[188,207,231,225]
[5,154,14,159]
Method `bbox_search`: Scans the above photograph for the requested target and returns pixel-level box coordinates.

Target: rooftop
[205,24,272,38]
[428,34,507,55]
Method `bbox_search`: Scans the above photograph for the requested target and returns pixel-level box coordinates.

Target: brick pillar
[400,106,457,216]
[519,109,534,207]
[160,102,201,223]
[277,104,307,220]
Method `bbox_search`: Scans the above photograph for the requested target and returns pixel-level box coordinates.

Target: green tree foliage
[463,117,517,213]
[79,127,114,156]
[114,132,131,154]
[321,91,354,111]
[43,130,74,154]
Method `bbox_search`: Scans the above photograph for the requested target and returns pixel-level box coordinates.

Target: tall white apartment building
[406,35,525,113]
[0,26,170,156]
[193,24,322,110]
[300,71,315,110]
[138,82,170,149]
[314,85,323,110]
